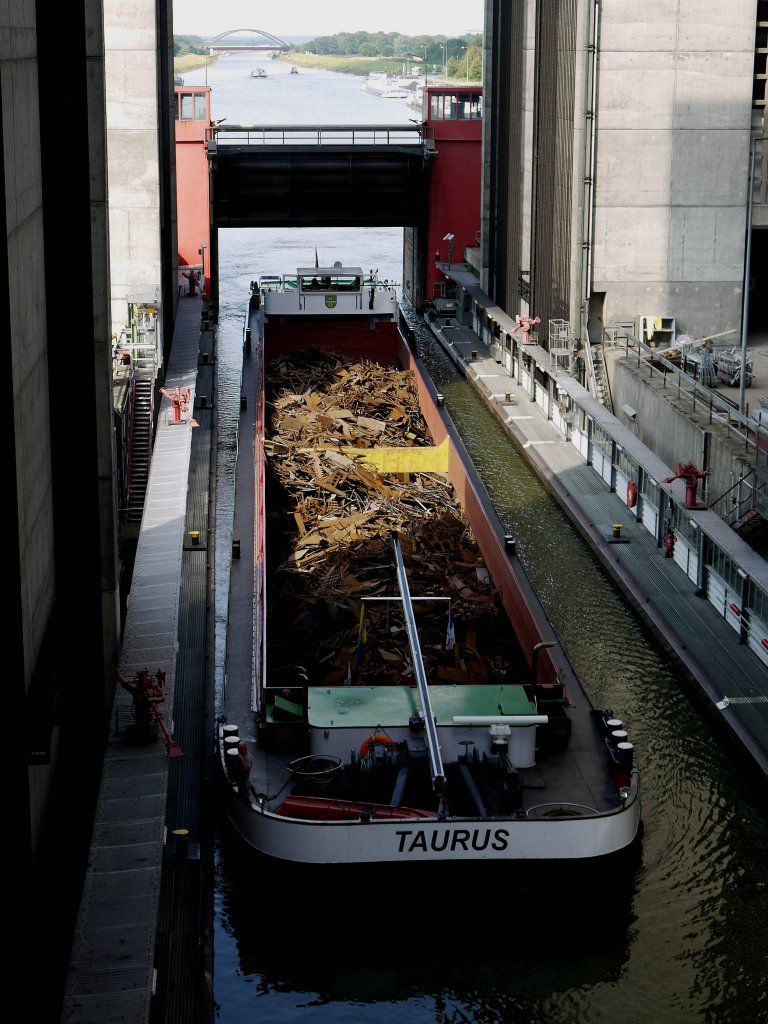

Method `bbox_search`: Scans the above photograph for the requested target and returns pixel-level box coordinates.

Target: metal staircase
[733,508,768,552]
[582,337,612,410]
[125,378,153,523]
[115,299,162,525]
[726,463,768,555]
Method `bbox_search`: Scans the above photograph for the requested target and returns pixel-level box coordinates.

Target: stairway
[582,340,612,411]
[591,344,612,410]
[732,508,768,554]
[125,378,153,523]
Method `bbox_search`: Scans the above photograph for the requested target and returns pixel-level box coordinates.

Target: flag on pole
[445,604,455,655]
[356,604,368,664]
[314,247,319,268]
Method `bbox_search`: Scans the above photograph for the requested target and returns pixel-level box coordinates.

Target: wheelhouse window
[177,91,209,121]
[429,91,482,120]
[299,274,361,292]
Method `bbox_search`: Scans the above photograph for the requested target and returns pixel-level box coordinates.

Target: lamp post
[408,47,427,85]
[441,43,447,81]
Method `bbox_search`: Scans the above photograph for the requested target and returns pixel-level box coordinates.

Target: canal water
[182,53,768,1023]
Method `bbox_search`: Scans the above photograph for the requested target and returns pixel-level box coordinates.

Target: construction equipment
[715,349,753,388]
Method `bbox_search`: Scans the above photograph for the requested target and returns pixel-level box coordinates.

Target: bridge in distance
[204,28,290,53]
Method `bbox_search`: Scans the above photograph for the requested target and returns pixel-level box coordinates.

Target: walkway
[60,296,214,1023]
[424,313,768,784]
[58,290,766,1023]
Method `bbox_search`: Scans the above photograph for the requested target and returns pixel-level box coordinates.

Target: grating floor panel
[61,297,214,1024]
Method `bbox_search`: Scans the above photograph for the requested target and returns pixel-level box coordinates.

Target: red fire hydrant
[662,461,710,509]
[115,667,183,756]
[160,386,191,424]
[116,668,165,741]
[515,314,541,345]
[663,527,675,558]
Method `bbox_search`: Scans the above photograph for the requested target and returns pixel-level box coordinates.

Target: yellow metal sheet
[340,437,449,473]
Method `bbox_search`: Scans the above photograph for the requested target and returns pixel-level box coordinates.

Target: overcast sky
[172,0,484,39]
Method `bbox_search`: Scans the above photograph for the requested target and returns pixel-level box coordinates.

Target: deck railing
[208,124,425,147]
[608,327,766,466]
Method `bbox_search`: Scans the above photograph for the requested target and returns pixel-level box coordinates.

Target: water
[193,54,768,1023]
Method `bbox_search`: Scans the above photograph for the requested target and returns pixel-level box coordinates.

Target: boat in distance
[217,262,641,866]
[360,71,410,99]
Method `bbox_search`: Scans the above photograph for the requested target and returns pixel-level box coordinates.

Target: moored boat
[361,71,410,99]
[218,262,641,866]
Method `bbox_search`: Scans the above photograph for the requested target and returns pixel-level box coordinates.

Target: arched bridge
[204,28,290,53]
[207,124,432,228]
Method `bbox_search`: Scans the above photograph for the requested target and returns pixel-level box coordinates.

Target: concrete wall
[104,0,164,330]
[5,1,57,850]
[482,1,755,346]
[519,2,537,317]
[607,349,755,508]
[593,1,755,341]
[4,5,172,1015]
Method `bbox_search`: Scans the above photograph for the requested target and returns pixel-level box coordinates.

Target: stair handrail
[609,326,766,465]
[124,378,155,516]
[707,465,768,523]
[122,374,137,515]
[583,334,613,411]
[581,334,599,398]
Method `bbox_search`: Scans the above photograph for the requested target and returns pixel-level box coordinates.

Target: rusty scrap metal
[264,348,513,686]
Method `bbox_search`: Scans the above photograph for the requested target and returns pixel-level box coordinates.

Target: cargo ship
[217,262,641,866]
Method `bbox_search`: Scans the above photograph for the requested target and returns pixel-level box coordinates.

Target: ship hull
[218,270,641,867]
[223,788,640,864]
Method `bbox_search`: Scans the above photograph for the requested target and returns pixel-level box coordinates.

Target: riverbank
[172,52,392,77]
[174,53,220,74]
[173,51,479,84]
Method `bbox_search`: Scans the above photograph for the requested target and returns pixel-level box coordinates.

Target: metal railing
[582,333,602,402]
[208,124,425,147]
[608,327,766,464]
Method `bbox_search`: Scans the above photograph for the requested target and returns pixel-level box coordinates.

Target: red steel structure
[422,85,482,304]
[174,84,213,300]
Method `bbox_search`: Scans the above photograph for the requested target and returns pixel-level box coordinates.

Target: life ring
[359,733,397,758]
[626,481,638,508]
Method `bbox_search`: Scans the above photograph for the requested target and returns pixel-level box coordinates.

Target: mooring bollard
[172,828,189,860]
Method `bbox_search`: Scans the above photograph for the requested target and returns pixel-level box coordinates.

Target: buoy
[359,733,397,758]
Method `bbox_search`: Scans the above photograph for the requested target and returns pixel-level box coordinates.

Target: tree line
[174,32,483,81]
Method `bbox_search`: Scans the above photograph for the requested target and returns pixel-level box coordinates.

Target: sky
[172,0,484,40]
